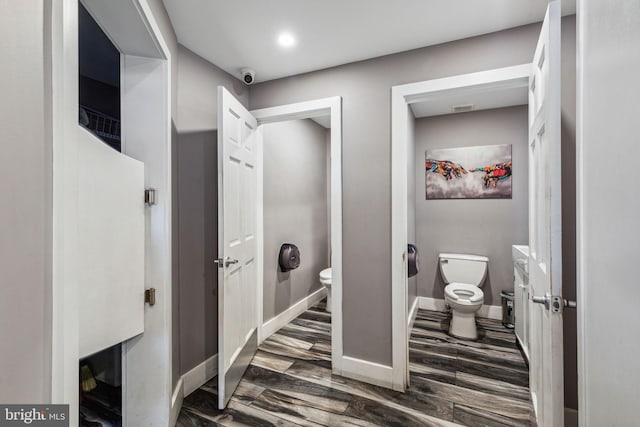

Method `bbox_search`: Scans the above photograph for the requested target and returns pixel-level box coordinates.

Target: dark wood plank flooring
[178,301,534,426]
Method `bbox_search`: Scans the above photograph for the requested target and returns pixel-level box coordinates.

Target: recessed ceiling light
[277,32,296,48]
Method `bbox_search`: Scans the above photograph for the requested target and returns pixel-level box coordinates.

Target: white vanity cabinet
[512,245,530,361]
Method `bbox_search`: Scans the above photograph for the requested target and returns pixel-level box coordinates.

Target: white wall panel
[77,128,145,358]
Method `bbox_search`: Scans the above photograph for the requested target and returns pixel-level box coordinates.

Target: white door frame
[390,64,531,391]
[250,97,344,374]
[50,0,172,424]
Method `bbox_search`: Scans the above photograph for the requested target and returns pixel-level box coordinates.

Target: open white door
[528,2,563,425]
[217,87,260,408]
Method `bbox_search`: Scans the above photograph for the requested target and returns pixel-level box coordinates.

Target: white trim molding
[478,304,503,321]
[183,354,219,397]
[408,297,419,330]
[170,378,184,427]
[260,288,327,343]
[565,407,578,427]
[170,353,219,426]
[340,356,394,389]
[418,296,447,312]
[417,296,503,321]
[251,96,344,375]
[391,64,531,391]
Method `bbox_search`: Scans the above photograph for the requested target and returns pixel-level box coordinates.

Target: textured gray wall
[560,15,577,412]
[414,106,529,306]
[177,129,218,373]
[171,121,180,386]
[0,0,52,403]
[262,120,329,321]
[250,22,546,365]
[175,45,249,375]
[407,111,418,312]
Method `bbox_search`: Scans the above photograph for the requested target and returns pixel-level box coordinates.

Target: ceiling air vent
[451,104,474,113]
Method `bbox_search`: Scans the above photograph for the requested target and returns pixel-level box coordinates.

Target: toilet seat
[444,283,484,304]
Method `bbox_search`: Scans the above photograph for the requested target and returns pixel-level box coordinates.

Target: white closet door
[77,128,145,359]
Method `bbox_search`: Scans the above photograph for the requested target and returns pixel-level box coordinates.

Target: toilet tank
[439,253,489,287]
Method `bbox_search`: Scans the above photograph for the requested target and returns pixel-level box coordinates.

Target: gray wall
[175,45,249,376]
[560,15,578,413]
[262,120,329,321]
[413,106,529,305]
[251,21,551,365]
[414,106,529,306]
[407,111,418,312]
[0,0,52,403]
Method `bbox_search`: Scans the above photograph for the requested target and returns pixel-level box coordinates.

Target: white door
[527,2,563,425]
[217,86,260,408]
[77,129,145,359]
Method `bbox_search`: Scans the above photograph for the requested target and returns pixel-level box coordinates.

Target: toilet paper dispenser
[408,244,419,278]
[279,243,300,272]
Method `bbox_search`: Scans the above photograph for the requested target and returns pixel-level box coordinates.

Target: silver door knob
[532,295,575,312]
[532,295,550,309]
[225,258,239,267]
[214,257,239,268]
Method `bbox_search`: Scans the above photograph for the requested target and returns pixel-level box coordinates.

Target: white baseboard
[477,304,503,320]
[183,353,218,397]
[170,378,184,427]
[418,296,447,311]
[340,355,394,389]
[408,297,419,331]
[564,407,578,427]
[260,287,327,343]
[417,296,502,321]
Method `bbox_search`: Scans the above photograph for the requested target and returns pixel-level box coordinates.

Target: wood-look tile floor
[178,301,535,427]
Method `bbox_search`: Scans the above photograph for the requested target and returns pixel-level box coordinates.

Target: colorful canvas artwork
[425,144,512,199]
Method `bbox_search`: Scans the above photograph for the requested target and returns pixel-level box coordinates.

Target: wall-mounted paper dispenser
[408,244,419,278]
[279,243,300,272]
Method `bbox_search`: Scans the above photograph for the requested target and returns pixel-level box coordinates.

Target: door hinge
[145,288,156,306]
[145,188,157,206]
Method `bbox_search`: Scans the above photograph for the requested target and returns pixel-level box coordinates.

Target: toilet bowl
[319,268,332,313]
[439,253,489,340]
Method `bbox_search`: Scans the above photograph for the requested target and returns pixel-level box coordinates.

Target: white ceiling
[163,0,576,84]
[410,85,528,118]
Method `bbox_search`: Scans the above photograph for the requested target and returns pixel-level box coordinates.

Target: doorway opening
[78,3,121,151]
[260,116,332,337]
[213,92,342,409]
[79,344,122,426]
[392,6,565,424]
[252,97,343,376]
[391,63,532,389]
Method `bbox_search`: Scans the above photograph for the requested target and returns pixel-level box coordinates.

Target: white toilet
[439,253,489,340]
[319,268,332,312]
